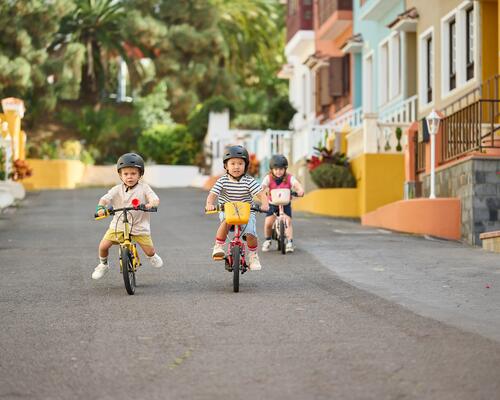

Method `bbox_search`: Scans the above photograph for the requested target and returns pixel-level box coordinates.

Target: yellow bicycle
[94,199,157,295]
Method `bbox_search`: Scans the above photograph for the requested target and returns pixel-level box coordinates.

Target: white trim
[378,31,402,108]
[418,26,435,110]
[440,2,479,97]
[363,50,374,113]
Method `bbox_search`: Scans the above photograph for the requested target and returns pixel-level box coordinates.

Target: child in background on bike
[261,154,304,253]
[205,145,269,270]
[92,153,163,280]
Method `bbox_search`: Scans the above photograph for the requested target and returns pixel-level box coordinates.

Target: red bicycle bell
[131,198,140,208]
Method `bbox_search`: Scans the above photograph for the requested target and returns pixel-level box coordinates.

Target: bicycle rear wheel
[120,247,136,295]
[279,220,286,255]
[231,245,240,293]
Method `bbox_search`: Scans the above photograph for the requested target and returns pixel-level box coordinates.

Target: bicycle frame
[225,224,248,274]
[118,209,141,272]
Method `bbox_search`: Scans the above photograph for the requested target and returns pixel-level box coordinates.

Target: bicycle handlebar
[94,204,158,219]
[205,204,265,214]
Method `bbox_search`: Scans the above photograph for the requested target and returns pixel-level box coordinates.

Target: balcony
[286,0,314,42]
[317,0,353,41]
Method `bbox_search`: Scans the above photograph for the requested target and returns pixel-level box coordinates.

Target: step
[479,230,500,252]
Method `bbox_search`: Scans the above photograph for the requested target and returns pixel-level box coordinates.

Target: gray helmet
[269,154,288,169]
[116,153,145,176]
[223,145,249,172]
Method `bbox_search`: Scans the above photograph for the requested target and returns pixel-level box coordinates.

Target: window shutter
[320,67,330,106]
[329,57,343,97]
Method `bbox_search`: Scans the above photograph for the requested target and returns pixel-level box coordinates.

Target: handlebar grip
[148,206,158,212]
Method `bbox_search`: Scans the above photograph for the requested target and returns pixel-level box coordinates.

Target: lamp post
[426,109,441,199]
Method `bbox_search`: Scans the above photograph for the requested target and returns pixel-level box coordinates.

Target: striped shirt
[210,174,262,206]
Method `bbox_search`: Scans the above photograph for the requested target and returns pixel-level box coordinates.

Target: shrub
[267,96,296,130]
[138,124,197,165]
[310,163,356,188]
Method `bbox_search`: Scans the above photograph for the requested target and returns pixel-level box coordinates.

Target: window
[449,18,456,91]
[419,27,434,107]
[466,6,474,81]
[342,55,350,95]
[390,33,401,99]
[288,0,299,16]
[426,36,433,103]
[379,42,389,105]
[441,4,477,95]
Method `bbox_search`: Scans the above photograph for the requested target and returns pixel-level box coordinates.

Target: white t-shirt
[100,182,159,235]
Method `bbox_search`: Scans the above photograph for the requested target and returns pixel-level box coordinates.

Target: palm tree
[51,0,128,101]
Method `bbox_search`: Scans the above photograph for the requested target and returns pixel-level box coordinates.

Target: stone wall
[422,157,500,245]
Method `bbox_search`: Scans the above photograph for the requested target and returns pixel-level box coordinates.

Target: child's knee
[140,245,155,257]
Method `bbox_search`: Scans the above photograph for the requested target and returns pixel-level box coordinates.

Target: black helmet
[116,153,145,176]
[269,154,288,169]
[223,145,249,172]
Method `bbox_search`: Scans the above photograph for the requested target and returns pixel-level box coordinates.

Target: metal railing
[415,136,426,175]
[440,99,500,163]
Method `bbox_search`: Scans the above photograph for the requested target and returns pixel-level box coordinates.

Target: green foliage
[310,164,356,189]
[0,0,83,121]
[395,127,403,152]
[59,105,139,163]
[133,80,172,131]
[187,96,235,141]
[138,124,197,165]
[232,113,267,130]
[267,96,296,130]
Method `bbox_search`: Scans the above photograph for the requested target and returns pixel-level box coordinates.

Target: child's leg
[264,215,275,239]
[99,239,114,262]
[137,243,156,257]
[285,215,293,240]
[216,220,229,244]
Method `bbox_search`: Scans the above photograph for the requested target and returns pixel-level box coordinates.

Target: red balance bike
[206,201,262,293]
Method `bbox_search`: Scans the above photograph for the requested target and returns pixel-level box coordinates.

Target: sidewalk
[292,213,500,343]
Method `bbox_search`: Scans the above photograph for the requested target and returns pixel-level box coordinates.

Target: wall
[22,161,207,190]
[289,152,405,218]
[481,0,498,85]
[351,153,405,215]
[421,156,500,245]
[406,0,481,119]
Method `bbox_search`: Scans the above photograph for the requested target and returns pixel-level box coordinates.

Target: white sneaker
[149,253,163,268]
[212,243,225,260]
[92,263,109,280]
[261,240,272,252]
[285,241,294,253]
[248,252,262,271]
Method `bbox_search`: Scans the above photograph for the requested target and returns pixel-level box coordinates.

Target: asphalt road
[1,188,500,400]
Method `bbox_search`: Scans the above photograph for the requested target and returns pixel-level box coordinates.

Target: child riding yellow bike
[205,145,269,270]
[92,153,163,280]
[261,154,304,253]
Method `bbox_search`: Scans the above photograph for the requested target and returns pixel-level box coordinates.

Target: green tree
[51,0,129,101]
[138,124,198,165]
[0,0,84,121]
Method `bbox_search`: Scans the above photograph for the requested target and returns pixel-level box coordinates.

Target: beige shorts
[102,229,154,247]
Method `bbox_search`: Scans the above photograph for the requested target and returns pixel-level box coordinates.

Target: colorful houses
[282,0,500,245]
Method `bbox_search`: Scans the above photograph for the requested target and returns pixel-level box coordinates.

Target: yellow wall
[293,188,359,218]
[482,1,498,83]
[21,159,86,190]
[351,153,405,215]
[292,153,405,218]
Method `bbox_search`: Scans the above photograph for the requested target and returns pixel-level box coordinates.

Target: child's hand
[144,203,153,209]
[205,203,216,212]
[296,190,304,197]
[97,208,106,217]
[260,204,269,212]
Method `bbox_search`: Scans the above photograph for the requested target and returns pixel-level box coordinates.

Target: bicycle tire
[232,245,240,293]
[275,222,281,251]
[279,220,286,255]
[120,247,136,295]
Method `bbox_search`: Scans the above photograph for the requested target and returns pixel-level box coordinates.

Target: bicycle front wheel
[231,245,240,293]
[120,247,136,295]
[279,220,286,255]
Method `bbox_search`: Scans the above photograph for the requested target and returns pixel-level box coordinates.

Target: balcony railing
[310,106,363,149]
[440,99,500,163]
[318,0,353,26]
[379,95,418,124]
